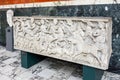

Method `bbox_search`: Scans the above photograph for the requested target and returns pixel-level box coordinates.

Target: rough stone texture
[12,4,120,72]
[0,4,120,72]
[6,10,14,27]
[0,45,120,80]
[12,16,112,70]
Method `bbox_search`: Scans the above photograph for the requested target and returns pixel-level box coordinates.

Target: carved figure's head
[6,9,14,27]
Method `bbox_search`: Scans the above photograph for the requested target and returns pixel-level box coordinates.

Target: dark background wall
[0,11,8,45]
[0,4,120,73]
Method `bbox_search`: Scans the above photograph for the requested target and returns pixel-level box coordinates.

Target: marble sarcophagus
[12,16,112,70]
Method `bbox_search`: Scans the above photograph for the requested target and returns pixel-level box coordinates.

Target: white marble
[6,10,14,27]
[49,66,76,80]
[12,16,112,70]
[68,76,82,80]
[3,58,17,65]
[0,46,119,80]
[0,0,119,9]
[0,74,11,80]
[37,69,56,79]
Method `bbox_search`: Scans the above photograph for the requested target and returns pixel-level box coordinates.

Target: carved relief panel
[13,16,112,70]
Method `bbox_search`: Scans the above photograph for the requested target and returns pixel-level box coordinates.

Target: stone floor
[0,45,120,80]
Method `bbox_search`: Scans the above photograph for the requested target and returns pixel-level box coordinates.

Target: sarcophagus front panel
[13,16,112,70]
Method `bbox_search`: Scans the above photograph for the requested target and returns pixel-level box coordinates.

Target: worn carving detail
[13,16,112,70]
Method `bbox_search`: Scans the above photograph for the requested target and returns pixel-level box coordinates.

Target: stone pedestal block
[6,27,14,51]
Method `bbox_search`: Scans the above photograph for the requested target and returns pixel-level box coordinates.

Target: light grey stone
[37,69,56,79]
[16,71,35,80]
[0,74,12,80]
[0,46,120,80]
[3,58,17,65]
[0,65,15,76]
[6,10,14,27]
[13,16,112,70]
[68,76,82,80]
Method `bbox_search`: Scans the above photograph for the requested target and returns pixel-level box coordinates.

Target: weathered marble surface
[0,45,120,80]
[13,16,112,70]
[0,0,119,9]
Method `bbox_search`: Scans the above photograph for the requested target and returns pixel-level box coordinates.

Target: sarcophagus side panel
[13,16,112,70]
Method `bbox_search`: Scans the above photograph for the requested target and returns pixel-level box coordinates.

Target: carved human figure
[94,22,108,65]
[12,17,112,70]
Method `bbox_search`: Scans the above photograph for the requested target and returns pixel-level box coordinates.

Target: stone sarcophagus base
[13,16,112,70]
